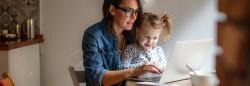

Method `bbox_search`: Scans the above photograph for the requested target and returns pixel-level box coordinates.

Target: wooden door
[216,0,250,86]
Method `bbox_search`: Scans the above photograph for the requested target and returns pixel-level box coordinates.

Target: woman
[82,0,161,86]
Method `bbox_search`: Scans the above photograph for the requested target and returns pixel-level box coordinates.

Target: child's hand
[150,61,164,73]
[143,62,162,74]
[130,62,162,77]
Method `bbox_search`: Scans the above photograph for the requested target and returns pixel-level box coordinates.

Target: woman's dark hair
[102,0,143,43]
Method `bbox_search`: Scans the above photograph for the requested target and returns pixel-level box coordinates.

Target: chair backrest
[68,66,85,86]
[1,72,14,86]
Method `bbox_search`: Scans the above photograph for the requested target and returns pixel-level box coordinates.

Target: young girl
[121,12,173,80]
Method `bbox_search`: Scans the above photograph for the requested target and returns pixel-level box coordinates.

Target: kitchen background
[0,0,40,37]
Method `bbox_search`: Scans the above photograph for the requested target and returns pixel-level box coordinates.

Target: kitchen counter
[0,35,44,50]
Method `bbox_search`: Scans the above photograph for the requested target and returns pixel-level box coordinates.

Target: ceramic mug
[190,71,218,86]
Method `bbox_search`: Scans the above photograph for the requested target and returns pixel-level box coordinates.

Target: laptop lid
[160,39,213,83]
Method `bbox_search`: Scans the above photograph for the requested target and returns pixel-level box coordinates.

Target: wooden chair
[0,72,14,86]
[68,66,86,86]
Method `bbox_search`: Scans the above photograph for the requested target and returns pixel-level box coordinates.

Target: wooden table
[126,78,192,86]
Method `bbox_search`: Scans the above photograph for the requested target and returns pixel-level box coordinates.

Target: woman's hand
[130,62,163,77]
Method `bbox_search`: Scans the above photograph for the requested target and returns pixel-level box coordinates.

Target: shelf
[0,35,44,50]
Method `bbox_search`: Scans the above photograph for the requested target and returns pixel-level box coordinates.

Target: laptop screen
[160,39,212,83]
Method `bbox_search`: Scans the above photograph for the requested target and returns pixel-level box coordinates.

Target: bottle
[26,19,35,39]
[21,20,28,39]
[16,24,21,39]
[30,19,35,39]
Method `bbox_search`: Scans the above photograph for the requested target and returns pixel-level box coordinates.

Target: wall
[40,0,102,86]
[40,0,217,86]
[0,51,8,77]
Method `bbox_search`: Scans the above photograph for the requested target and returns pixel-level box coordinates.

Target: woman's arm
[102,69,133,86]
[83,30,107,86]
[102,63,162,86]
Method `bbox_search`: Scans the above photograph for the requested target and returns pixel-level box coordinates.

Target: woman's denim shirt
[82,21,125,86]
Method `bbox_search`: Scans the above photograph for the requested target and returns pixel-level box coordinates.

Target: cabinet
[0,36,43,86]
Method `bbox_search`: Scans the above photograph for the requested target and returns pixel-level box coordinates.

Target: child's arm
[152,46,167,71]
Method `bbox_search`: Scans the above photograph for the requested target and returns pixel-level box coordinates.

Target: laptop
[130,39,213,85]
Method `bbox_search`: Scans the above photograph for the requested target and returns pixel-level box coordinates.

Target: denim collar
[100,21,117,40]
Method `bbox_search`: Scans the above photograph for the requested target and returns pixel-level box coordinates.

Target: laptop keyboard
[139,76,161,82]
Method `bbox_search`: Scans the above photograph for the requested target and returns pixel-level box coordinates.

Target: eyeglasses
[115,6,139,17]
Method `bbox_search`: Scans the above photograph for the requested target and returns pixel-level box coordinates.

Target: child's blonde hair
[139,12,173,42]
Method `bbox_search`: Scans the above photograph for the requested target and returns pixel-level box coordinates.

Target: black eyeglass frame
[114,6,139,17]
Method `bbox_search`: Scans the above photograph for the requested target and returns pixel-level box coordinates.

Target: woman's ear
[109,5,116,16]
